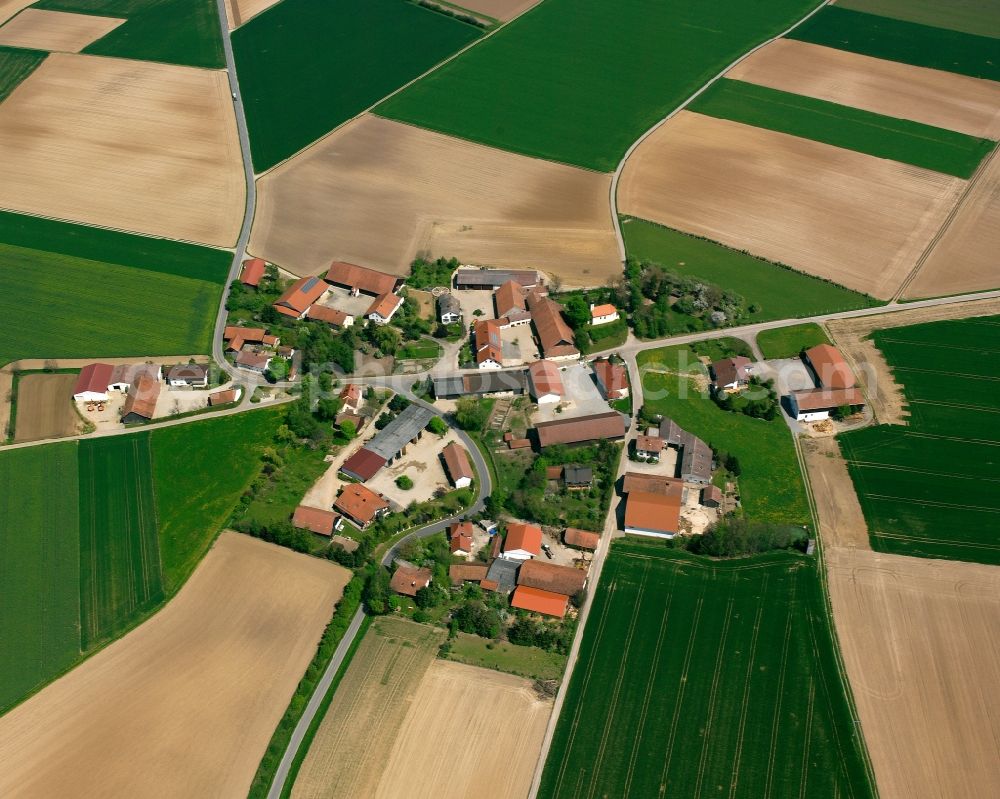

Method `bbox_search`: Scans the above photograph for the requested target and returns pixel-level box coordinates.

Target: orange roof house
[564,527,600,550]
[391,565,431,597]
[517,560,586,596]
[366,291,404,323]
[292,506,340,536]
[449,521,474,555]
[528,359,564,404]
[511,585,568,618]
[590,303,619,323]
[208,388,239,406]
[325,261,401,296]
[306,305,352,328]
[527,294,579,360]
[450,564,489,584]
[592,359,628,399]
[503,522,543,560]
[624,491,682,538]
[534,411,626,448]
[474,318,503,368]
[442,442,474,488]
[273,276,328,319]
[495,279,530,322]
[333,483,389,528]
[803,344,856,389]
[239,258,266,287]
[120,374,160,422]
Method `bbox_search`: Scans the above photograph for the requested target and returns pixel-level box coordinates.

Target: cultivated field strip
[539,543,873,798]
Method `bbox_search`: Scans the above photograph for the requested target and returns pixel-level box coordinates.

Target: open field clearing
[234,0,480,171]
[540,542,873,798]
[837,0,1000,38]
[826,547,1000,798]
[727,40,1000,140]
[0,443,80,714]
[0,53,243,246]
[77,435,162,648]
[376,660,551,799]
[0,533,351,798]
[35,0,224,68]
[0,9,124,52]
[618,112,965,300]
[904,149,1000,299]
[839,315,1000,564]
[292,616,447,799]
[12,373,83,442]
[377,0,818,171]
[451,0,538,22]
[250,114,619,286]
[638,343,810,524]
[789,6,1000,81]
[689,78,995,178]
[0,43,43,100]
[757,322,831,359]
[622,219,878,319]
[223,0,279,29]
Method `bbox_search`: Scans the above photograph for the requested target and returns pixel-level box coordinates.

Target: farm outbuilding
[441,441,474,488]
[390,565,431,597]
[528,359,564,405]
[72,363,113,402]
[455,268,538,291]
[624,490,682,538]
[564,527,600,550]
[503,522,543,560]
[239,258,266,287]
[325,261,401,296]
[511,585,568,618]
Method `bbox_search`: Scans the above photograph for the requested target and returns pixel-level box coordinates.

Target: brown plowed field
[13,373,83,442]
[451,0,540,21]
[801,435,869,550]
[0,533,351,798]
[0,53,244,247]
[250,114,619,287]
[0,0,32,26]
[223,0,280,29]
[0,9,124,52]
[376,660,551,799]
[903,149,1000,298]
[618,112,965,299]
[726,39,1000,139]
[826,547,1000,799]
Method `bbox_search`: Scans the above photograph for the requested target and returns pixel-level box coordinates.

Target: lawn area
[152,408,283,592]
[837,0,1000,39]
[838,315,1000,564]
[377,0,819,171]
[757,322,831,359]
[233,0,481,171]
[638,343,809,525]
[397,338,444,360]
[539,541,873,798]
[33,0,224,68]
[789,6,1000,81]
[241,443,330,529]
[0,46,45,103]
[689,79,995,179]
[77,434,163,649]
[623,219,879,320]
[444,631,567,681]
[0,443,80,714]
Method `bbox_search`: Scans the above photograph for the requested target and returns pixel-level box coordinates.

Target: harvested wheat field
[0,533,350,799]
[826,547,1000,799]
[618,112,965,299]
[250,114,619,287]
[223,0,280,29]
[827,298,1000,423]
[0,53,243,246]
[802,435,869,550]
[0,0,32,26]
[13,373,83,443]
[377,659,550,799]
[727,39,1000,140]
[0,9,124,52]
[903,150,1000,298]
[450,0,540,22]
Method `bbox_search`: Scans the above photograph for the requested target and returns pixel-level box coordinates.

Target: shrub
[396,475,414,490]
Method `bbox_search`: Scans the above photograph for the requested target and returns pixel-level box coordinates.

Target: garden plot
[12,372,83,442]
[618,112,964,299]
[0,9,124,51]
[0,53,244,246]
[249,114,619,287]
[726,39,1000,140]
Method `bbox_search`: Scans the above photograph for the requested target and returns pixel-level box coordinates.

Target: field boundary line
[607,0,833,262]
[798,680,817,799]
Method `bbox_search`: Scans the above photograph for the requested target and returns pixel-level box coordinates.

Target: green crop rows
[234,0,481,171]
[623,219,879,321]
[689,79,995,179]
[839,315,1000,564]
[789,6,1000,81]
[0,46,46,103]
[757,323,832,359]
[33,0,224,69]
[539,542,873,798]
[377,0,819,171]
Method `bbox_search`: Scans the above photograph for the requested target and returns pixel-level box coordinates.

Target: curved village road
[265,393,493,799]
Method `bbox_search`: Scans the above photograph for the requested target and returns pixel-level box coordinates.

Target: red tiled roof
[240,258,266,287]
[306,305,351,326]
[292,506,339,536]
[495,280,527,317]
[339,384,362,405]
[450,564,488,584]
[590,303,617,319]
[804,344,856,389]
[449,521,474,553]
[390,565,431,597]
[528,295,577,358]
[325,261,400,296]
[564,527,600,550]
[636,435,663,453]
[274,276,327,317]
[366,292,402,319]
[534,411,626,447]
[334,483,389,525]
[625,491,681,535]
[792,387,865,412]
[592,359,627,397]
[517,560,586,596]
[475,319,503,365]
[504,522,542,556]
[341,448,387,481]
[442,442,474,484]
[121,374,160,420]
[208,389,238,406]
[511,585,568,618]
[223,326,266,342]
[236,350,271,369]
[529,359,564,398]
[712,356,752,388]
[73,363,113,396]
[622,472,684,497]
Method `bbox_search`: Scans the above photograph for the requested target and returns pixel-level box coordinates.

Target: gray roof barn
[366,405,435,462]
[485,557,519,594]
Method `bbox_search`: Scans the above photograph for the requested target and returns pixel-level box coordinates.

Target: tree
[339,419,356,439]
[563,295,591,330]
[426,416,447,436]
[396,475,414,490]
[315,397,341,421]
[363,567,392,615]
[453,601,501,638]
[455,397,488,431]
[389,394,411,413]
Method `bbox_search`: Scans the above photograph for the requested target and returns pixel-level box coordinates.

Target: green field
[0,46,46,103]
[638,344,810,525]
[0,443,81,714]
[789,6,1000,81]
[444,632,567,681]
[233,0,481,171]
[757,323,831,359]
[839,315,1000,564]
[78,435,163,648]
[539,542,873,798]
[152,408,283,591]
[689,79,995,178]
[33,0,224,68]
[377,0,819,171]
[837,0,1000,39]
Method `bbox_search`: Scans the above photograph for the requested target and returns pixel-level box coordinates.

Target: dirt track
[826,548,1000,799]
[12,373,83,442]
[0,533,350,798]
[618,112,964,299]
[250,114,619,287]
[0,9,124,52]
[727,39,1000,139]
[0,53,244,247]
